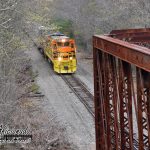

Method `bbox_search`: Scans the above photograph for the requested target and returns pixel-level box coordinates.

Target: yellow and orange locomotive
[37,29,77,73]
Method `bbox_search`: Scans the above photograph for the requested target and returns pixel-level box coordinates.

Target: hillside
[0,0,149,149]
[51,0,150,50]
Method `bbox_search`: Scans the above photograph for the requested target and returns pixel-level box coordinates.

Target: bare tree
[0,0,30,125]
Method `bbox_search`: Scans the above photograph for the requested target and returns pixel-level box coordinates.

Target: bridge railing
[93,31,150,150]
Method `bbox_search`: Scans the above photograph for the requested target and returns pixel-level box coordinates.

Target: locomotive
[37,27,77,73]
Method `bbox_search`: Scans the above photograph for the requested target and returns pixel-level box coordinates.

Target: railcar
[37,29,77,73]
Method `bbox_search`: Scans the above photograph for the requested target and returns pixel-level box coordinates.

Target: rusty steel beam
[136,69,150,150]
[93,29,150,150]
[118,60,133,150]
[110,28,150,44]
[110,28,150,34]
[93,35,150,72]
[93,49,107,149]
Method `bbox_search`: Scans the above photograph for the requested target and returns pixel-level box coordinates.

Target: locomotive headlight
[70,57,73,60]
[58,57,62,61]
[61,39,66,42]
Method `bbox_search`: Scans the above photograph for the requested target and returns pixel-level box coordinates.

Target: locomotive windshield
[64,42,69,46]
[57,42,70,47]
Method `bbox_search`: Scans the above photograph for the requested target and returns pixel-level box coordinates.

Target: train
[37,27,77,73]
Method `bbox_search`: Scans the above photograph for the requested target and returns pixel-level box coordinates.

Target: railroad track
[24,29,95,117]
[61,74,94,117]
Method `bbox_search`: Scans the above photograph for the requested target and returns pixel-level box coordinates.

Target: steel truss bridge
[93,28,150,150]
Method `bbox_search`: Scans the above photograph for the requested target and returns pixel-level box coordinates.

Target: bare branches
[0,0,18,30]
[0,18,12,29]
[0,0,26,104]
[0,2,17,11]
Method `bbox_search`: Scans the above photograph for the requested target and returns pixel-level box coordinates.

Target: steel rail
[61,74,95,117]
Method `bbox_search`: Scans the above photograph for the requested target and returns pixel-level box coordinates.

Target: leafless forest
[0,0,149,149]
